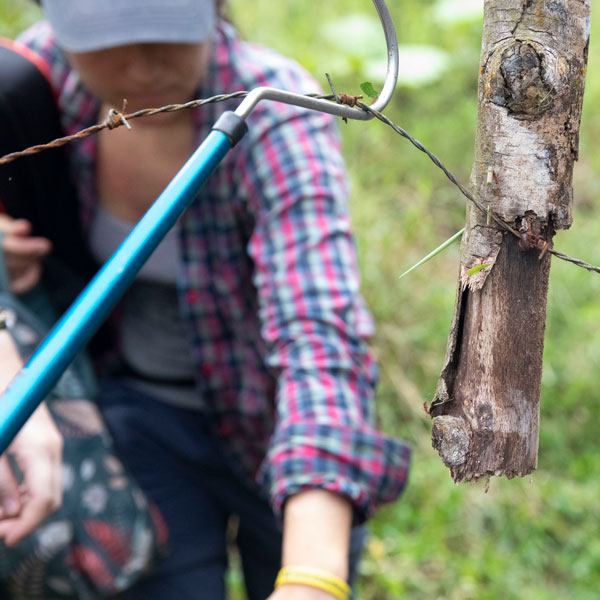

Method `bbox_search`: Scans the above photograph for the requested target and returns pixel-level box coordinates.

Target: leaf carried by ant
[466,263,491,276]
[360,81,380,98]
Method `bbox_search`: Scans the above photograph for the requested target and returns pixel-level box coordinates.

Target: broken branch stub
[430,0,591,483]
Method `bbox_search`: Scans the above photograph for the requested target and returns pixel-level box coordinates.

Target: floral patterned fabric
[0,291,168,599]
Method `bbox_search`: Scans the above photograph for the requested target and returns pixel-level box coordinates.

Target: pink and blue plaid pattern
[19,21,410,521]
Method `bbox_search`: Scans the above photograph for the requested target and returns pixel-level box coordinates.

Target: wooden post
[430,0,591,483]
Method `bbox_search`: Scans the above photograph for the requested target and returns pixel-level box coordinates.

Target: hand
[0,215,52,294]
[0,330,63,546]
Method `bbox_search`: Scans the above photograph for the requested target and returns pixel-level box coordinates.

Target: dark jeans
[99,380,365,600]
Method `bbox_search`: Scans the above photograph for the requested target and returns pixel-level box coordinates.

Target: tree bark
[429,0,591,482]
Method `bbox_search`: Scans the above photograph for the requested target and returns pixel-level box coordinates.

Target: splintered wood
[430,0,591,483]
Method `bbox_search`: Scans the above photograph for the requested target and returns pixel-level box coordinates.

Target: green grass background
[1,1,599,598]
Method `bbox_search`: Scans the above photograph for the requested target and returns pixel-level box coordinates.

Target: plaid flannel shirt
[19,20,410,520]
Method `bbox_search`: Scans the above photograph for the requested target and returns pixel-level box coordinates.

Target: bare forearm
[282,489,352,578]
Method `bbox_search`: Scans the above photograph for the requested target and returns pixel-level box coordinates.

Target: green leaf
[360,81,380,98]
[399,228,464,279]
[466,263,491,276]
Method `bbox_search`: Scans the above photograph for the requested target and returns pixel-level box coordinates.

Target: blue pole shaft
[0,130,232,454]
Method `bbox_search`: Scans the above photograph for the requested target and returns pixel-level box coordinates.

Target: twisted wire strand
[0,90,598,274]
[0,91,337,165]
[0,91,252,165]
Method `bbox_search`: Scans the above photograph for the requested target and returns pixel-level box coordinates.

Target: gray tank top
[89,206,203,410]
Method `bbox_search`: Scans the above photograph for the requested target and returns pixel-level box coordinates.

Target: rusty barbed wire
[0,91,338,166]
[0,90,598,275]
[0,91,249,165]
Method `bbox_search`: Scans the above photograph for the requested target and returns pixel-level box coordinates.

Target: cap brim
[41,0,216,52]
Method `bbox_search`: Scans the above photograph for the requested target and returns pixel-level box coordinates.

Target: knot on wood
[432,415,470,468]
[487,42,553,119]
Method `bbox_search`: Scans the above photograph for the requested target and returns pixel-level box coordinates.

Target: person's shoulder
[17,21,73,95]
[17,22,99,134]
[18,21,62,68]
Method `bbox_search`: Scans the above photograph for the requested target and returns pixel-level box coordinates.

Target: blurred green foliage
[2,0,599,598]
[230,2,600,598]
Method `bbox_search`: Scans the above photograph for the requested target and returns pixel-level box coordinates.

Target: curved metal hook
[235,0,398,121]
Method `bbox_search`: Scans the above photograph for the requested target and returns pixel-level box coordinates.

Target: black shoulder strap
[0,38,97,310]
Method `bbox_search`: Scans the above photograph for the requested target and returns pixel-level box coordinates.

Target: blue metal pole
[0,129,232,453]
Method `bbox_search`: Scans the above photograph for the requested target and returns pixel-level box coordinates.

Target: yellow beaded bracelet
[275,566,351,600]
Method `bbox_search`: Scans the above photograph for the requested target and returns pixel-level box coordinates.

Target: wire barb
[325,73,341,104]
[105,108,130,130]
[325,73,348,124]
[338,93,363,108]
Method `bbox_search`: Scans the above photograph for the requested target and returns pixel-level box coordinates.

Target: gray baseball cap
[41,0,216,52]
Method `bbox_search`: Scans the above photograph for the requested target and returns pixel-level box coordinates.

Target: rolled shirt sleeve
[238,102,411,522]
